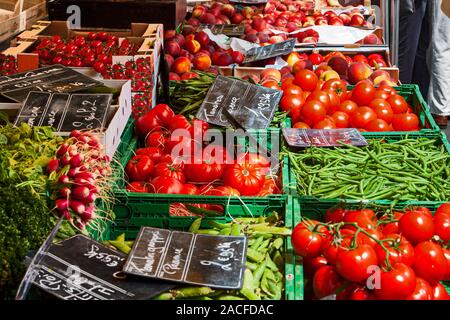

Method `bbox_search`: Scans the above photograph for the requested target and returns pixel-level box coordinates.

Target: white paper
[320,5,370,15]
[290,26,375,44]
[229,38,260,54]
[203,28,231,50]
[265,56,289,70]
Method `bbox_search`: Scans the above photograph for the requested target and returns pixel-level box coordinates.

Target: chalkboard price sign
[196,75,282,129]
[199,24,245,36]
[31,235,176,300]
[14,91,112,132]
[243,38,296,64]
[282,128,369,148]
[0,65,103,102]
[123,227,247,289]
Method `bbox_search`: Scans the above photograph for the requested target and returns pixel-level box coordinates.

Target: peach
[363,34,383,45]
[165,40,181,57]
[195,31,210,47]
[231,13,244,24]
[285,52,302,67]
[187,18,200,27]
[179,49,194,61]
[242,74,260,83]
[369,59,387,68]
[204,67,219,75]
[221,4,235,18]
[371,69,391,81]
[269,35,285,44]
[302,37,318,43]
[218,15,231,25]
[199,13,217,24]
[231,51,244,64]
[252,17,267,32]
[209,6,222,18]
[324,11,337,19]
[339,13,351,25]
[181,72,199,81]
[281,72,295,81]
[203,44,216,55]
[349,15,365,26]
[193,53,212,71]
[173,34,185,47]
[315,65,332,78]
[368,53,384,61]
[275,18,288,27]
[328,56,349,76]
[182,25,196,36]
[315,18,328,25]
[329,17,344,26]
[353,54,368,64]
[169,72,181,81]
[244,33,259,43]
[293,59,313,73]
[172,57,192,75]
[257,32,270,43]
[280,66,292,75]
[378,79,397,87]
[264,15,276,25]
[215,52,234,66]
[211,51,223,65]
[286,22,299,33]
[192,5,207,18]
[165,54,174,69]
[185,39,201,54]
[320,70,340,81]
[164,30,176,40]
[260,69,281,82]
[198,49,211,57]
[348,62,373,84]
[241,6,254,19]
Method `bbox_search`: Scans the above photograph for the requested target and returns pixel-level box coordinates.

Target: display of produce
[292,203,450,300]
[0,54,17,76]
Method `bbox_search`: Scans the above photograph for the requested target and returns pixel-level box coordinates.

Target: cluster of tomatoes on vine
[292,204,450,300]
[32,32,139,72]
[101,57,153,92]
[0,54,17,76]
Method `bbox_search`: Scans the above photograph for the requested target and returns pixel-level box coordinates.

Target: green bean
[252,260,267,288]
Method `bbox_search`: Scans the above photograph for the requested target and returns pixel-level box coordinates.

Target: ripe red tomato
[303,256,328,278]
[293,122,311,129]
[294,69,319,92]
[431,282,450,300]
[434,211,450,242]
[182,183,200,195]
[223,162,265,196]
[306,90,331,110]
[281,78,295,91]
[169,114,193,132]
[148,176,185,194]
[283,84,303,96]
[125,155,154,182]
[375,234,415,267]
[391,113,419,131]
[313,266,342,299]
[151,161,186,183]
[314,118,336,129]
[365,119,390,132]
[321,236,340,265]
[351,82,376,106]
[407,277,433,300]
[336,244,378,283]
[185,159,224,184]
[309,53,324,65]
[324,89,340,114]
[373,90,391,100]
[398,210,434,244]
[369,98,391,110]
[338,100,358,115]
[380,211,404,235]
[126,181,148,193]
[343,209,377,231]
[372,104,394,124]
[301,100,327,126]
[291,223,324,258]
[358,228,383,248]
[351,107,377,128]
[374,263,417,300]
[325,208,347,223]
[136,104,175,136]
[329,111,349,128]
[413,241,447,284]
[322,79,347,99]
[201,185,240,197]
[436,203,450,216]
[387,94,408,114]
[135,147,165,164]
[262,80,281,90]
[279,94,305,114]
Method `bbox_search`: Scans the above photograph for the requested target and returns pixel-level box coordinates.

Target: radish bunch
[47,130,113,230]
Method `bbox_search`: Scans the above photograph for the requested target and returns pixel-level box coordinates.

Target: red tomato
[329,111,349,128]
[374,263,417,300]
[321,236,340,265]
[358,228,383,248]
[126,181,148,193]
[313,266,343,299]
[306,90,331,110]
[314,118,336,129]
[283,84,303,96]
[322,79,347,99]
[337,284,373,300]
[387,95,408,114]
[190,119,209,138]
[182,183,200,195]
[294,69,319,92]
[436,203,450,215]
[223,162,265,196]
[407,277,433,300]
[351,107,377,128]
[351,82,376,106]
[324,89,341,114]
[185,159,224,183]
[281,78,295,91]
[380,211,404,235]
[135,147,165,164]
[434,211,450,242]
[373,90,391,100]
[338,100,358,115]
[255,178,281,197]
[262,80,281,90]
[398,210,434,244]
[343,209,377,231]
[148,176,185,194]
[365,119,390,132]
[375,234,415,267]
[431,282,450,300]
[291,223,324,258]
[201,185,240,196]
[301,100,327,126]
[309,53,324,65]
[279,94,305,114]
[391,113,419,131]
[136,104,174,136]
[303,256,328,278]
[236,152,270,168]
[369,98,391,110]
[125,155,154,182]
[377,84,397,96]
[325,208,347,223]
[164,137,199,158]
[293,122,311,129]
[169,114,193,132]
[413,241,447,284]
[372,104,394,124]
[145,130,168,149]
[151,161,186,183]
[336,244,378,283]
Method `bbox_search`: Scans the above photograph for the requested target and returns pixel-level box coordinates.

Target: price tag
[243,39,296,64]
[282,128,368,147]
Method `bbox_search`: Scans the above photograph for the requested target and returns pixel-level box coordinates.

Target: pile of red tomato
[279,70,420,131]
[292,204,450,300]
[125,104,281,199]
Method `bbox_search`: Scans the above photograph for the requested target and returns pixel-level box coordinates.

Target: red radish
[103,155,111,162]
[59,175,70,184]
[75,172,97,181]
[72,186,90,201]
[58,210,71,219]
[47,159,60,173]
[70,200,86,215]
[83,192,97,204]
[60,187,71,198]
[56,144,69,157]
[81,205,95,221]
[73,218,85,230]
[61,154,72,166]
[68,167,80,178]
[68,145,78,157]
[78,135,91,144]
[70,130,82,138]
[70,154,84,167]
[73,177,94,187]
[87,184,100,194]
[78,165,87,172]
[55,198,69,211]
[88,139,99,147]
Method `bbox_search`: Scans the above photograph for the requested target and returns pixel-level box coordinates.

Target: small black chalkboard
[123,227,247,289]
[31,235,176,300]
[196,75,282,129]
[199,24,245,36]
[282,128,369,147]
[0,65,103,102]
[14,91,112,132]
[243,39,296,64]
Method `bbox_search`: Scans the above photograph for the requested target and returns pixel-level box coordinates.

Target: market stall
[0,0,448,302]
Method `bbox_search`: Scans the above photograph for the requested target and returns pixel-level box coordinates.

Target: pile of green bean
[284,138,450,201]
[107,212,290,300]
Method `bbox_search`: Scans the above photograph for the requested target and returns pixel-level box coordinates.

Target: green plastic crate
[295,197,449,296]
